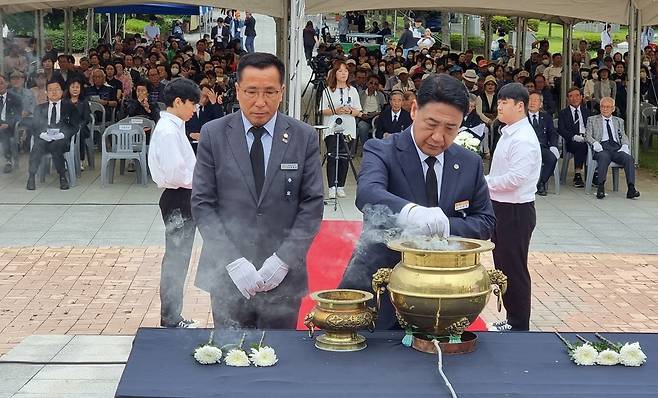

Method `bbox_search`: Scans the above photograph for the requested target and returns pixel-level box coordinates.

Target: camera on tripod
[309,52,334,81]
[329,117,344,135]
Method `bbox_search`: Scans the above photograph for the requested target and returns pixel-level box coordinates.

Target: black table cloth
[115,328,658,398]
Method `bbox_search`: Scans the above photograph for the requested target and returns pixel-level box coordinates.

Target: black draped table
[115,328,658,398]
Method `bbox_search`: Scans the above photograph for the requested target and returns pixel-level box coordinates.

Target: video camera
[309,47,337,81]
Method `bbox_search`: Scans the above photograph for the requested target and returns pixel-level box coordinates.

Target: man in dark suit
[339,74,496,330]
[53,54,85,90]
[528,91,559,196]
[244,12,257,53]
[191,53,324,329]
[0,75,24,173]
[185,85,224,153]
[375,90,412,139]
[27,80,80,190]
[558,87,590,188]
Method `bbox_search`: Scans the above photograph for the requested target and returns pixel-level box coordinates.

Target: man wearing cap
[462,70,479,94]
[392,67,415,93]
[0,75,23,174]
[448,65,463,81]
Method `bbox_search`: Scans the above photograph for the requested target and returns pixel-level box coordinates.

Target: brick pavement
[1,246,657,355]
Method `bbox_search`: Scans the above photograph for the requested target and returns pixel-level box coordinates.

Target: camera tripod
[321,130,359,212]
[302,70,327,126]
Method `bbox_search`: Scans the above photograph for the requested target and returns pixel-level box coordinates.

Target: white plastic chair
[100,123,148,187]
[89,101,106,146]
[641,107,658,151]
[584,144,623,194]
[30,130,80,187]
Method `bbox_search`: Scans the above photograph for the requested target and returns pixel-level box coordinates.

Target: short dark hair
[237,52,285,85]
[567,86,582,95]
[161,77,200,107]
[497,83,529,110]
[46,79,63,89]
[416,74,469,115]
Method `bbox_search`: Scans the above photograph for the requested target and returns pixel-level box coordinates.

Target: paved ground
[3,12,658,398]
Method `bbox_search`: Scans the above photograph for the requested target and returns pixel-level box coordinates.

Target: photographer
[319,60,362,199]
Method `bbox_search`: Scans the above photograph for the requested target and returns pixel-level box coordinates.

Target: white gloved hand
[52,132,66,141]
[226,258,264,299]
[258,254,289,292]
[39,132,53,142]
[572,134,585,143]
[398,204,450,237]
[619,144,631,155]
[549,146,560,159]
[593,142,603,152]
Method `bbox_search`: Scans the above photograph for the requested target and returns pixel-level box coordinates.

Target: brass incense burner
[304,289,377,352]
[372,237,507,353]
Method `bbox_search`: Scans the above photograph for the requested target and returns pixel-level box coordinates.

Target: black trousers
[210,291,301,329]
[565,140,588,169]
[158,188,196,327]
[491,200,536,331]
[539,146,558,184]
[0,126,13,163]
[28,136,70,176]
[594,144,635,186]
[304,45,314,62]
[324,134,355,188]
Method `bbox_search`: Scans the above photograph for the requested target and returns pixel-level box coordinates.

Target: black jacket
[34,99,80,141]
[0,91,23,131]
[185,103,224,153]
[71,98,91,139]
[558,105,590,142]
[375,108,412,139]
[244,17,256,37]
[122,98,160,122]
[528,111,558,148]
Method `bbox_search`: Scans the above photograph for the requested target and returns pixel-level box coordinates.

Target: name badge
[280,163,298,170]
[455,200,470,211]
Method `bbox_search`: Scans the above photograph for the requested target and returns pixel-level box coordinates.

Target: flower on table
[619,342,647,367]
[225,349,251,367]
[250,346,278,367]
[194,345,222,365]
[596,349,620,366]
[571,344,598,366]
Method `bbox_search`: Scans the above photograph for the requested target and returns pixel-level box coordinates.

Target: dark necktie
[393,113,398,123]
[0,96,4,120]
[606,119,617,144]
[425,156,439,207]
[532,114,539,130]
[50,102,57,125]
[574,108,580,126]
[250,126,266,197]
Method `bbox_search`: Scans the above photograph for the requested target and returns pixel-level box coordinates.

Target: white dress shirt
[486,117,541,203]
[148,111,196,189]
[601,116,617,142]
[570,105,586,135]
[0,93,6,121]
[47,100,62,124]
[600,30,612,49]
[242,111,276,173]
[391,109,401,122]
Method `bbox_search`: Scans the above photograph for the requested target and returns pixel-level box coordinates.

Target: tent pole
[0,10,4,77]
[560,21,573,109]
[515,18,524,69]
[627,5,636,158]
[63,8,68,54]
[461,14,467,52]
[484,15,491,59]
[394,10,397,36]
[39,10,45,59]
[86,9,92,54]
[122,14,126,38]
[632,7,642,162]
[441,11,450,49]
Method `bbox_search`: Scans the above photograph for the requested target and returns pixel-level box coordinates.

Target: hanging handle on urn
[304,312,316,337]
[371,268,393,311]
[487,269,508,312]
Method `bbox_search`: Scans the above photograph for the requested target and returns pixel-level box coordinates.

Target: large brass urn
[372,237,506,345]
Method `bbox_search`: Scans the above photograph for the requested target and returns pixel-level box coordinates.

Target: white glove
[226,258,264,299]
[39,132,53,142]
[572,134,585,143]
[397,204,450,237]
[593,142,603,153]
[619,144,631,155]
[258,254,289,292]
[549,146,560,159]
[52,132,65,141]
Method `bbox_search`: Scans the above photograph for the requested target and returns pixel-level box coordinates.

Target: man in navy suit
[339,74,496,330]
[528,91,559,196]
[558,87,590,188]
[374,90,413,139]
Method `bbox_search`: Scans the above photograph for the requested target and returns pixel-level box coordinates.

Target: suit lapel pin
[453,163,460,170]
[282,132,289,143]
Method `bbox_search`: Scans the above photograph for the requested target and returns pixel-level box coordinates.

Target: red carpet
[297,220,486,332]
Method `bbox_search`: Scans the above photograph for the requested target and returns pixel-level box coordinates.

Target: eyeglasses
[240,88,281,99]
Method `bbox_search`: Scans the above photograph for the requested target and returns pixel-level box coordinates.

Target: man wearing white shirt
[148,78,200,328]
[585,96,640,200]
[486,83,541,332]
[340,74,495,329]
[600,24,613,49]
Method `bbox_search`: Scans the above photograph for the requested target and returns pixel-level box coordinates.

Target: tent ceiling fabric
[306,0,658,25]
[0,0,284,18]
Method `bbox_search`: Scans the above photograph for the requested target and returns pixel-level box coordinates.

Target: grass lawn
[639,140,658,176]
[533,21,628,54]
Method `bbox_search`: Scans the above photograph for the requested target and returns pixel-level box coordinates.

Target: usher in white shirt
[486,117,541,204]
[148,111,196,189]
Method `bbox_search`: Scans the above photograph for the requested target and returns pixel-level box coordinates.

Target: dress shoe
[573,173,585,188]
[3,162,12,174]
[596,183,605,199]
[627,184,640,199]
[26,175,35,190]
[536,182,547,196]
[59,175,69,190]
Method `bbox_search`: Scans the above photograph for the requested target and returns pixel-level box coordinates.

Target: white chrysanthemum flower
[466,137,481,148]
[571,344,598,366]
[194,345,222,365]
[619,342,647,367]
[596,349,620,366]
[225,349,251,367]
[250,346,278,367]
